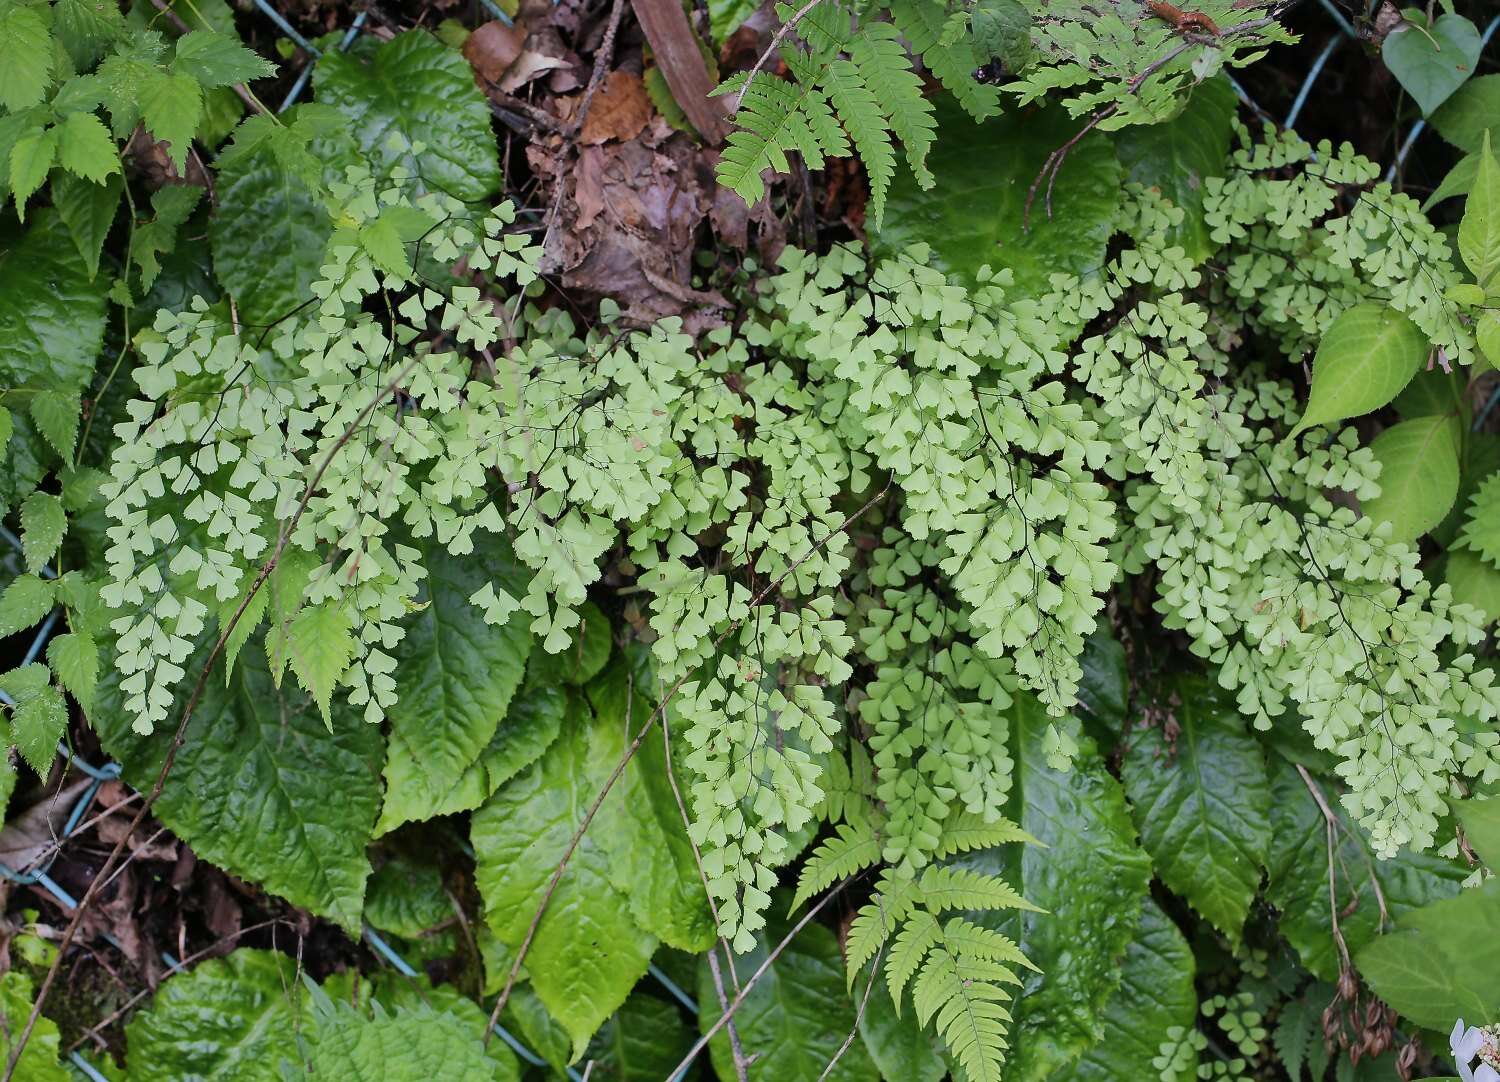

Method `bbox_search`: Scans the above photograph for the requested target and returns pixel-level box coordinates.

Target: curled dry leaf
[463,20,528,87]
[580,71,654,145]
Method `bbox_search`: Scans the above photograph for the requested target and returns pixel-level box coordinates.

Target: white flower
[1455,1019,1486,1082]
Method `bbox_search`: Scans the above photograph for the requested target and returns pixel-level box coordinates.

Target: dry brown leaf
[581,71,654,145]
[463,20,528,86]
[499,49,570,92]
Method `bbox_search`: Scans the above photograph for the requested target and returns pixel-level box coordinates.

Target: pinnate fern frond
[790,818,881,911]
[931,812,1039,859]
[916,865,1042,914]
[885,908,940,1005]
[942,917,1038,973]
[914,948,1012,1082]
[714,74,849,207]
[886,0,1001,121]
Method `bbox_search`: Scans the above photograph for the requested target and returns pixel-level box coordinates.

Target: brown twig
[1296,764,1354,973]
[482,477,893,1043]
[666,876,858,1081]
[734,0,823,111]
[573,0,629,137]
[2,352,428,1080]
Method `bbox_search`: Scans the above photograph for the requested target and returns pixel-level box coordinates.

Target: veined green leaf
[1121,676,1270,942]
[1362,413,1462,542]
[1290,304,1428,437]
[1459,131,1500,288]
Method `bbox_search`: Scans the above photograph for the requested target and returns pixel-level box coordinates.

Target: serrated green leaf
[582,992,697,1082]
[55,110,119,184]
[0,970,70,1082]
[1362,412,1462,542]
[52,0,125,70]
[1459,131,1500,288]
[472,694,657,1061]
[1444,547,1500,624]
[140,69,203,172]
[377,536,532,834]
[1291,303,1428,437]
[953,696,1152,1082]
[0,664,67,777]
[363,854,450,938]
[875,101,1122,301]
[46,630,97,714]
[1355,878,1500,1029]
[52,169,123,279]
[0,7,54,113]
[123,948,295,1080]
[171,30,276,89]
[0,405,11,464]
[697,901,879,1082]
[1121,676,1270,942]
[314,31,501,201]
[0,208,107,508]
[1453,793,1500,868]
[308,999,515,1080]
[95,645,382,933]
[1432,73,1500,152]
[210,140,334,326]
[1051,901,1196,1082]
[286,601,355,727]
[588,650,715,952]
[130,182,205,291]
[29,389,81,462]
[1382,13,1482,116]
[1111,77,1236,261]
[9,125,57,218]
[1265,757,1466,982]
[0,575,55,637]
[19,490,65,573]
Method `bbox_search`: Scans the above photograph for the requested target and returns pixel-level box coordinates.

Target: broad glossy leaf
[955,695,1151,1082]
[1291,303,1427,437]
[1459,132,1500,288]
[364,854,450,938]
[1433,73,1500,151]
[1454,794,1500,868]
[377,537,532,834]
[1052,901,1196,1082]
[588,650,715,952]
[0,209,108,509]
[1444,548,1500,624]
[874,100,1122,300]
[1075,626,1127,742]
[1265,757,1466,981]
[1362,413,1463,542]
[210,141,333,327]
[355,973,520,1081]
[1382,13,1482,116]
[583,992,696,1081]
[472,693,657,1060]
[697,903,878,1082]
[1111,77,1235,261]
[124,949,296,1080]
[854,971,946,1082]
[1355,878,1500,1029]
[95,645,383,933]
[314,31,502,202]
[1121,677,1270,941]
